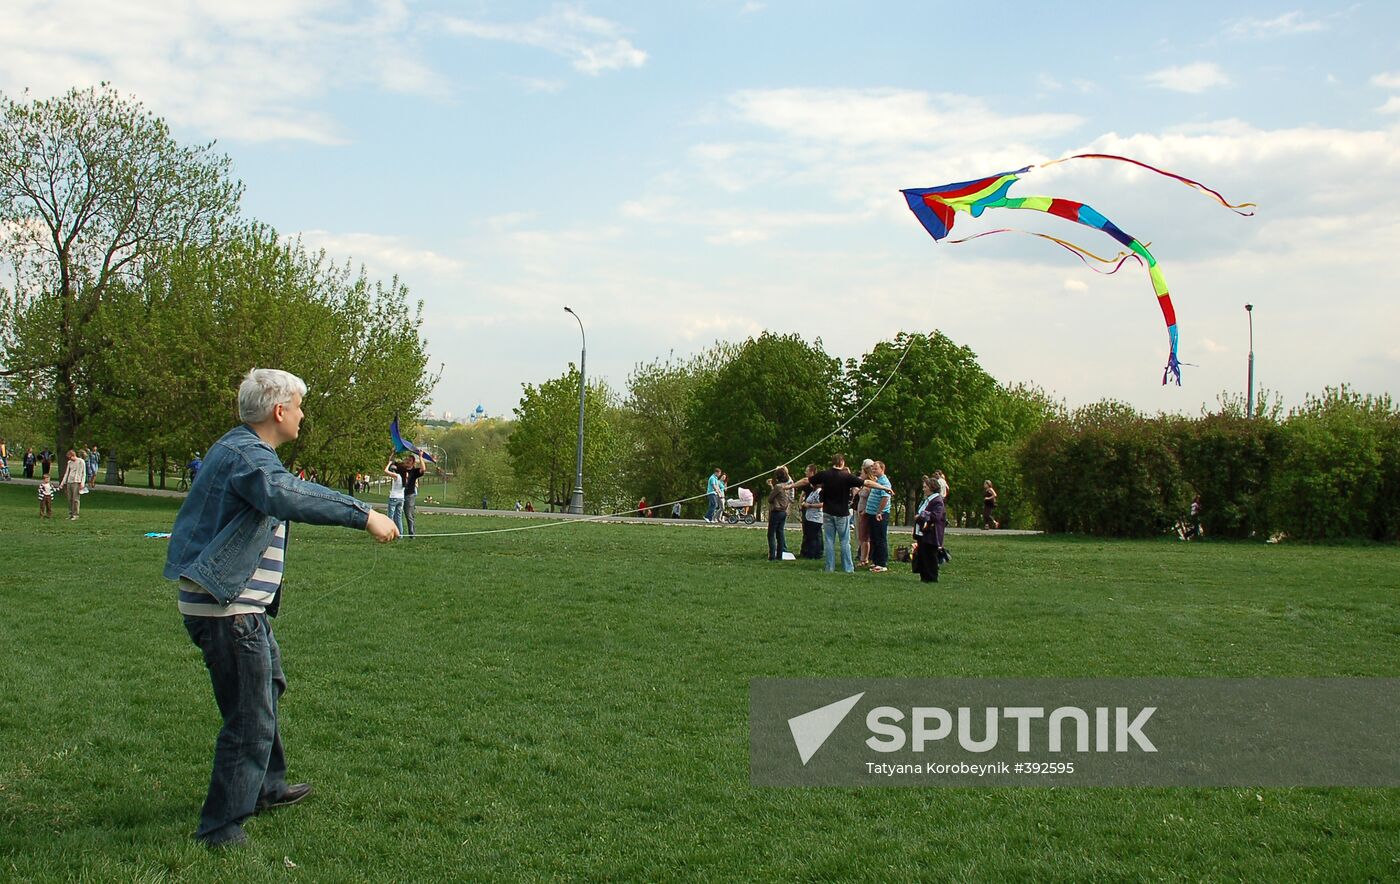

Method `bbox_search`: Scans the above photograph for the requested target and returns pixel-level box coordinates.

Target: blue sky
[4,1,1398,420]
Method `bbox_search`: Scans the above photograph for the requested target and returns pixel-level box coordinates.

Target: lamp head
[1245,303,1253,312]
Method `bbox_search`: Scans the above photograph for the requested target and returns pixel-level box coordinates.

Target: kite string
[409,332,924,539]
[295,539,381,610]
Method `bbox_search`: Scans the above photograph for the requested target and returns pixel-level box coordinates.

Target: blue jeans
[184,612,289,844]
[705,493,719,521]
[823,514,853,572]
[404,493,417,536]
[767,509,788,559]
[386,497,404,533]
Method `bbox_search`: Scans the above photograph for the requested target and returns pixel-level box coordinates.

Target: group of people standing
[759,457,962,582]
[762,455,896,572]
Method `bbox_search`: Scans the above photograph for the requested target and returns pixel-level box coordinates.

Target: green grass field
[2,482,1398,881]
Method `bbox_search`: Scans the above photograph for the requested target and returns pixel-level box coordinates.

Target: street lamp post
[1245,303,1255,419]
[564,306,586,515]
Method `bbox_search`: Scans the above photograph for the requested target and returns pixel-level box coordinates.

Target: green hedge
[1016,388,1398,541]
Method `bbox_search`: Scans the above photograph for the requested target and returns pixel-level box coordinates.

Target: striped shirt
[865,475,892,515]
[178,522,287,617]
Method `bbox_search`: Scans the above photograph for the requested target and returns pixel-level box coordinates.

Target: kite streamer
[901,153,1254,385]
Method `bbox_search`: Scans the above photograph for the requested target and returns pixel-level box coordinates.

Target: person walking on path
[704,468,722,522]
[165,368,398,849]
[58,449,86,519]
[86,445,101,489]
[23,447,36,479]
[982,479,999,530]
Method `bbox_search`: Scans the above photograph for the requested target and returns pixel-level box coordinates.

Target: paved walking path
[4,477,1040,536]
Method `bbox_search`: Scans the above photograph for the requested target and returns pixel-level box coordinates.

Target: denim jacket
[164,424,370,606]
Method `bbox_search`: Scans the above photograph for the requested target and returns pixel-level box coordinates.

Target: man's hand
[366,509,400,542]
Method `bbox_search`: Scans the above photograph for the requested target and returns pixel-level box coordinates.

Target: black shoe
[256,782,313,814]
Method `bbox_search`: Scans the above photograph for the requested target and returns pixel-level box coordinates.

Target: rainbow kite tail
[1163,340,1182,386]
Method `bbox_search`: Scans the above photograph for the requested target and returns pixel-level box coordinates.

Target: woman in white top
[384,458,406,532]
[58,449,86,520]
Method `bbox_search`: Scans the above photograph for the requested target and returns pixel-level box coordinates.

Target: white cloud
[1226,11,1326,39]
[726,88,1081,147]
[740,2,766,15]
[1373,72,1400,90]
[1145,62,1230,94]
[518,77,566,94]
[296,230,465,279]
[1381,97,1400,114]
[441,7,646,75]
[486,212,538,231]
[706,229,770,246]
[1062,279,1088,293]
[0,0,448,143]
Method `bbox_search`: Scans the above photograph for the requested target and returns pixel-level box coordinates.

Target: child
[38,476,54,519]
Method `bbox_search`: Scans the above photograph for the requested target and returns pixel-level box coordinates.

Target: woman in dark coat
[911,475,945,583]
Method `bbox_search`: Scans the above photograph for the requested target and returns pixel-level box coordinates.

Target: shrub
[1020,406,1184,538]
[1172,414,1280,539]
[1266,387,1391,541]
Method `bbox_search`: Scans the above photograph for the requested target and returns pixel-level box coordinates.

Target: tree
[0,85,243,454]
[848,331,999,522]
[686,333,842,492]
[87,224,433,486]
[508,367,627,512]
[1267,386,1395,541]
[622,343,738,516]
[431,419,528,510]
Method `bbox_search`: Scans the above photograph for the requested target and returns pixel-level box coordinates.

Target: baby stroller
[722,487,756,524]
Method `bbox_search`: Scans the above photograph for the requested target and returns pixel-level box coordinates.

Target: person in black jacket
[809,454,887,574]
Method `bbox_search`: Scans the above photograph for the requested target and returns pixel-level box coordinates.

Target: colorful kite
[390,414,436,463]
[901,154,1254,385]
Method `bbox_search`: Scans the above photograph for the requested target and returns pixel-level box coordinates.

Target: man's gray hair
[238,368,308,423]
